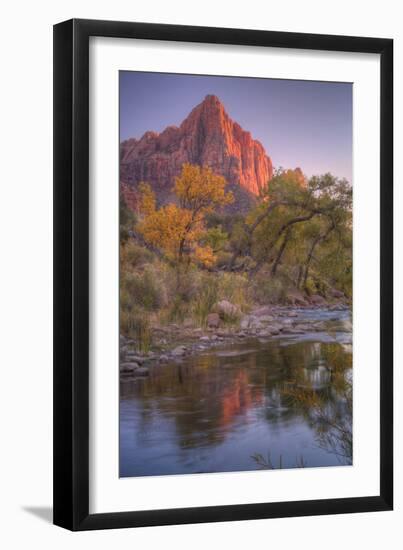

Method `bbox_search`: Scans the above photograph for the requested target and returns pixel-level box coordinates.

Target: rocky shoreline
[120,301,351,379]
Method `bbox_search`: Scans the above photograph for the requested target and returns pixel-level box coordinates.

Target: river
[120,308,352,477]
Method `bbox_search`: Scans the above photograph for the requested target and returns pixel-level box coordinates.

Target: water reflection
[120,315,352,477]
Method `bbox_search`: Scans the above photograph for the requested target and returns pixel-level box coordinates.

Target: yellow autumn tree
[137,164,233,281]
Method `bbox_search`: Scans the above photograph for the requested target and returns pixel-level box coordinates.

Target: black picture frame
[53,18,393,531]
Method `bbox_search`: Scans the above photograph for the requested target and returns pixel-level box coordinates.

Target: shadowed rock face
[120,95,274,211]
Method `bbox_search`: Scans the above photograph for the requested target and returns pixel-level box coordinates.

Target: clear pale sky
[120,71,352,182]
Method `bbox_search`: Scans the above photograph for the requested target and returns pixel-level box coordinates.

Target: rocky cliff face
[120,95,273,210]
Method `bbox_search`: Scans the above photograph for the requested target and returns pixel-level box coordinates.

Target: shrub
[165,296,191,324]
[120,266,167,311]
[251,273,288,304]
[191,274,219,326]
[120,311,151,352]
[121,241,154,270]
[174,267,202,302]
[217,272,249,312]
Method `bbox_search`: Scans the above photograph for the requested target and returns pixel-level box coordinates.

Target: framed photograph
[53,19,393,530]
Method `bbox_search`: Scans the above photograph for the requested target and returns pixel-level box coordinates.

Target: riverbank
[120,302,351,378]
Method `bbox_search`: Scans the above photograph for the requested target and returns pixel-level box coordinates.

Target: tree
[137,164,233,290]
[227,169,352,295]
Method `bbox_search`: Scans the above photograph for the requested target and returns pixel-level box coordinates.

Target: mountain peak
[120,97,273,210]
[202,94,222,106]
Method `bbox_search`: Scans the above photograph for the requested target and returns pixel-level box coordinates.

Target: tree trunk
[296,265,304,289]
[250,211,316,277]
[271,228,291,276]
[302,224,335,290]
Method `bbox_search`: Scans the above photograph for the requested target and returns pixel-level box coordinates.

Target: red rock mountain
[120,95,274,211]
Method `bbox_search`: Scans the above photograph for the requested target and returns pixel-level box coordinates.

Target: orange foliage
[137,164,233,267]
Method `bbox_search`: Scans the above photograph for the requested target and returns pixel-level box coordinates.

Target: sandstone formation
[120,95,274,211]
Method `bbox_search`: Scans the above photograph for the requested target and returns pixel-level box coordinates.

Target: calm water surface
[120,309,352,477]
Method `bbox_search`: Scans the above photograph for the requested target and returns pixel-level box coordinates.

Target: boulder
[310,294,326,305]
[329,288,345,299]
[216,300,241,319]
[285,289,309,306]
[207,312,220,329]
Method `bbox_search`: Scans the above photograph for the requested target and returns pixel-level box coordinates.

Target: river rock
[135,367,149,376]
[240,316,251,329]
[240,315,263,330]
[282,327,305,334]
[266,325,281,335]
[329,288,345,299]
[310,294,326,305]
[329,304,346,311]
[125,354,145,364]
[207,312,220,329]
[120,345,128,359]
[294,324,311,331]
[249,317,263,329]
[252,305,273,317]
[285,289,309,306]
[280,318,293,326]
[120,362,140,373]
[171,345,187,356]
[258,314,275,323]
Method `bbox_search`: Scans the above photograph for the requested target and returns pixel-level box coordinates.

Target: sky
[120,71,352,182]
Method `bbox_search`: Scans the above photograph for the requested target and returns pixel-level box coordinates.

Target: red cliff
[120,95,274,210]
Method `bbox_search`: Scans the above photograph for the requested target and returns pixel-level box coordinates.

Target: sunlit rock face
[120,95,274,211]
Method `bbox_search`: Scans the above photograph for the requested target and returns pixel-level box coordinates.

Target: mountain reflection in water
[120,314,352,477]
